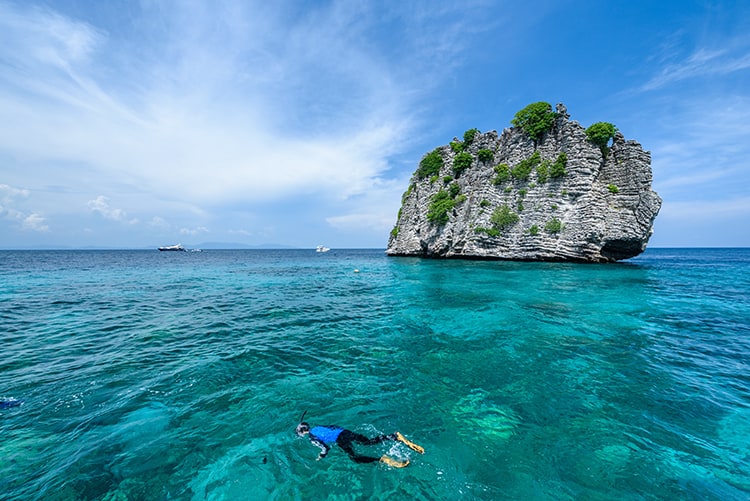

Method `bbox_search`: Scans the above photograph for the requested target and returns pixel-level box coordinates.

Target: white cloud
[179,226,209,236]
[0,1,478,210]
[324,174,409,233]
[0,183,48,231]
[87,195,138,224]
[148,216,169,229]
[0,184,30,201]
[21,213,49,232]
[0,1,552,247]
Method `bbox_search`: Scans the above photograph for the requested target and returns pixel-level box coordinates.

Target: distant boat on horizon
[158,244,186,252]
[316,245,330,253]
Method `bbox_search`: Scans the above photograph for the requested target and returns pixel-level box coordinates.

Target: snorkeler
[295,415,424,468]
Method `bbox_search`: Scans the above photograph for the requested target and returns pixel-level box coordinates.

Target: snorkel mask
[295,410,309,436]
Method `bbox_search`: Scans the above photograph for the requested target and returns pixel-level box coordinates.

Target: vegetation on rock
[512,151,541,180]
[585,122,617,158]
[545,217,563,234]
[453,152,473,177]
[536,159,550,183]
[475,205,519,236]
[401,184,414,203]
[427,183,467,225]
[463,128,480,145]
[492,205,520,229]
[427,190,455,224]
[417,149,444,179]
[477,149,494,163]
[550,152,567,178]
[511,102,556,143]
[493,163,511,184]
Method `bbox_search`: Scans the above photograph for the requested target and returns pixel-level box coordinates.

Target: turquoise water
[1,248,749,500]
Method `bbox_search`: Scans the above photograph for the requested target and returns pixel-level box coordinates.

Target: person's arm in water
[309,435,330,460]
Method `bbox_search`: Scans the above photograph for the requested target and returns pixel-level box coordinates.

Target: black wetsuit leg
[336,430,397,464]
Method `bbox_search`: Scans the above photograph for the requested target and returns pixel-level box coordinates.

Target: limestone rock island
[387,103,662,262]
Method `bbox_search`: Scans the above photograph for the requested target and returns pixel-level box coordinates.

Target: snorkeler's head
[296,422,310,436]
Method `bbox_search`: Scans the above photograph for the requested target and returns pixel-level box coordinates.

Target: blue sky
[1,0,748,249]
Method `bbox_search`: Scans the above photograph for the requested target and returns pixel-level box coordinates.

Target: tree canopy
[585,122,617,157]
[511,102,556,143]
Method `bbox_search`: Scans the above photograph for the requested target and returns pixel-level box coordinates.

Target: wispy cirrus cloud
[648,95,750,197]
[0,1,477,203]
[0,0,489,248]
[641,33,750,91]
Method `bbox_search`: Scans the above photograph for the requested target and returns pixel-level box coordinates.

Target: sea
[1,248,748,501]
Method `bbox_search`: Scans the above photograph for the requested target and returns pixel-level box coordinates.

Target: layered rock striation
[387,104,662,262]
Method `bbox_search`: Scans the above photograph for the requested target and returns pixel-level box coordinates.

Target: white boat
[158,244,186,252]
[316,245,330,253]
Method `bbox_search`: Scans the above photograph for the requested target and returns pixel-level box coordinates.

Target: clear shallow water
[1,248,749,500]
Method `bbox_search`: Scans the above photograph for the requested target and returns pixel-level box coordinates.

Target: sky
[1,0,749,249]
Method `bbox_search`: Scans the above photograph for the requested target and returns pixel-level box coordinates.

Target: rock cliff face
[387,104,662,262]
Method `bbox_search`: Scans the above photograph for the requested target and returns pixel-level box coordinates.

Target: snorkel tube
[295,410,310,436]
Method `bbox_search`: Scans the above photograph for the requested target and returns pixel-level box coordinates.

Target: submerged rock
[387,103,662,262]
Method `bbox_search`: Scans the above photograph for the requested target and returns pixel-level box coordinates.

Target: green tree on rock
[585,122,617,158]
[453,152,473,177]
[491,205,520,230]
[511,102,557,144]
[463,128,480,145]
[417,149,444,179]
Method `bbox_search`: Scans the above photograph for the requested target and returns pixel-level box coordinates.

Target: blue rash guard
[310,426,344,444]
[308,426,344,458]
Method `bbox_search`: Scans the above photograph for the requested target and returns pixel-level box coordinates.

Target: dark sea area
[1,248,749,500]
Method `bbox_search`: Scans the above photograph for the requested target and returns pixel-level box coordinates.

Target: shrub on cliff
[477,149,494,163]
[417,149,444,179]
[545,217,563,234]
[427,190,455,224]
[511,102,556,143]
[493,163,511,184]
[491,205,520,230]
[453,152,473,177]
[511,151,541,181]
[585,122,617,157]
[550,152,567,178]
[463,128,480,145]
[537,159,550,183]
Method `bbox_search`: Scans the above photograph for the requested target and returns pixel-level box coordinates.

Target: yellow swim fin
[395,432,425,454]
[380,455,409,468]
